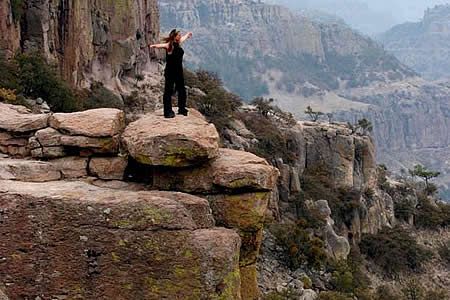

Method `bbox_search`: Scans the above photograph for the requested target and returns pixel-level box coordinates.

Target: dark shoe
[164,111,175,118]
[178,108,189,116]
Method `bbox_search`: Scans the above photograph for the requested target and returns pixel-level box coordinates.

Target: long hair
[163,29,179,53]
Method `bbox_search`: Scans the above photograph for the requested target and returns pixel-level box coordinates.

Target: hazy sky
[269,0,450,34]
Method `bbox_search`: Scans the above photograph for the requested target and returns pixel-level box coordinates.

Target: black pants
[163,73,187,115]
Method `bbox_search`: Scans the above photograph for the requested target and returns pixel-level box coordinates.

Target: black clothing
[163,42,187,116]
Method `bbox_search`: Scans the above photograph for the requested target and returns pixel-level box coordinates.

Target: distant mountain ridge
[160,0,450,199]
[379,4,450,80]
[160,0,414,100]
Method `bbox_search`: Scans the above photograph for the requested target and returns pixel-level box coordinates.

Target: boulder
[310,200,350,260]
[50,157,88,178]
[0,103,48,133]
[0,180,241,300]
[153,148,279,193]
[49,108,125,137]
[122,109,219,167]
[0,158,61,182]
[89,157,128,180]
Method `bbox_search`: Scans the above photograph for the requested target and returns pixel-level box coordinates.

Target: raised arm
[149,42,169,49]
[180,32,193,44]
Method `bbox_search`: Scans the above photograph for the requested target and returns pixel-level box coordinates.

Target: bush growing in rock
[14,53,78,112]
[414,193,450,229]
[80,82,124,110]
[184,69,242,135]
[317,291,353,300]
[360,227,432,277]
[270,218,328,270]
[301,165,364,228]
[263,288,300,300]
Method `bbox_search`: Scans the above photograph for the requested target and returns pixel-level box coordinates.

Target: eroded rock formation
[0,105,280,299]
[0,0,160,90]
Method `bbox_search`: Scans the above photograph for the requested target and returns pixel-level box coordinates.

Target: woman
[149,29,193,118]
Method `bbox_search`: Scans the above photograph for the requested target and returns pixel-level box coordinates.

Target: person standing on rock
[149,29,192,118]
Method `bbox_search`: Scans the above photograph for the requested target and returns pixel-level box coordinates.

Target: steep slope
[379,4,450,80]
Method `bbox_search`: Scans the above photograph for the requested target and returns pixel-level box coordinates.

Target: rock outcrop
[0,105,280,299]
[122,109,279,300]
[0,180,241,300]
[0,0,161,89]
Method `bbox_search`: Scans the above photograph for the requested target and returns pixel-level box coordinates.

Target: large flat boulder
[153,148,279,193]
[122,109,220,167]
[49,108,125,137]
[0,103,48,133]
[0,180,241,299]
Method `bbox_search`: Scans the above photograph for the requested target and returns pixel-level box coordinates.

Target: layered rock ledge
[0,180,241,299]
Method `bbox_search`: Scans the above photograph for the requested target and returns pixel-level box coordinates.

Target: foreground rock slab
[0,103,48,133]
[49,108,125,137]
[122,109,220,167]
[0,158,61,182]
[0,180,241,299]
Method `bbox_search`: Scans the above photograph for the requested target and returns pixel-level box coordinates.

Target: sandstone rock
[0,180,241,299]
[31,128,120,156]
[49,108,125,137]
[122,109,219,167]
[89,157,128,180]
[207,192,270,296]
[207,192,270,232]
[50,157,88,178]
[0,103,49,133]
[0,158,61,182]
[153,148,279,193]
[30,145,66,159]
[310,200,350,260]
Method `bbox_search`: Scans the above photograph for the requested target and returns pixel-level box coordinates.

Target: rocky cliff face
[379,5,450,80]
[0,0,160,90]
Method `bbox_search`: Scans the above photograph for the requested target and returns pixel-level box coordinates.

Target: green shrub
[327,248,371,298]
[374,284,400,300]
[240,111,293,163]
[301,164,364,228]
[317,291,353,300]
[270,218,328,270]
[15,53,78,112]
[81,81,123,110]
[394,199,415,223]
[263,288,300,300]
[360,227,432,277]
[185,69,242,136]
[415,195,450,229]
[401,278,425,300]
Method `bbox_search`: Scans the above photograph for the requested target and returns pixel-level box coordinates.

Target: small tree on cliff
[252,97,274,117]
[408,164,440,194]
[305,106,324,122]
[356,118,373,135]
